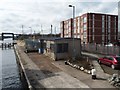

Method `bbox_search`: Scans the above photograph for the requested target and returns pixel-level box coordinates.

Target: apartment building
[60,13,118,44]
[118,1,120,40]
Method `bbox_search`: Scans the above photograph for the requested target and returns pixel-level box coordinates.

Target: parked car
[98,56,120,69]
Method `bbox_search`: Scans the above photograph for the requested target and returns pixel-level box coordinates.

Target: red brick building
[60,13,118,44]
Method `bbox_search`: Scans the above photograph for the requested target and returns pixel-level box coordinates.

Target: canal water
[1,39,23,89]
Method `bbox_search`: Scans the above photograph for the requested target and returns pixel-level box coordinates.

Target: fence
[82,43,120,55]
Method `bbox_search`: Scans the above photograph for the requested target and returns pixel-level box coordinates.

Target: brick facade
[60,13,118,44]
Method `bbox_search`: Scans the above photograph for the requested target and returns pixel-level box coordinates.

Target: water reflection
[1,39,23,89]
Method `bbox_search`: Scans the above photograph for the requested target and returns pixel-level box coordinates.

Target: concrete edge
[14,45,33,90]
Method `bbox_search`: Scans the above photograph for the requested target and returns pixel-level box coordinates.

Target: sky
[0,0,119,34]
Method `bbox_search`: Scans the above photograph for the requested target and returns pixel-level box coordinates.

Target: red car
[98,56,120,69]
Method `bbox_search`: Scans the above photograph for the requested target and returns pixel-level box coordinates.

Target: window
[83,32,87,38]
[102,15,105,21]
[108,37,110,42]
[92,14,95,33]
[102,15,105,33]
[81,17,83,23]
[115,57,120,61]
[83,17,87,23]
[109,57,113,60]
[77,35,80,38]
[106,56,113,61]
[67,29,68,34]
[78,18,80,33]
[102,34,104,41]
[69,33,71,37]
[74,34,76,38]
[78,29,80,33]
[69,21,71,26]
[93,35,94,41]
[83,24,87,31]
[108,16,111,33]
[92,14,95,24]
[78,18,80,26]
[74,29,76,33]
[57,43,68,53]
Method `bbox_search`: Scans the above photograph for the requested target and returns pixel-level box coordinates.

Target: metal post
[51,25,53,37]
[41,25,43,38]
[54,27,56,37]
[69,5,75,61]
[29,27,32,39]
[22,25,24,34]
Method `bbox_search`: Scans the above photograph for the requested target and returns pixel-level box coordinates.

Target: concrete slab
[15,45,90,89]
[53,61,116,88]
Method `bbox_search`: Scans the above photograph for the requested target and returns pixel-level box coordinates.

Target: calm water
[0,43,2,90]
[1,39,23,89]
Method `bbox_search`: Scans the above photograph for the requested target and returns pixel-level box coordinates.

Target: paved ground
[82,52,120,75]
[15,42,90,89]
[16,41,118,89]
[28,52,116,89]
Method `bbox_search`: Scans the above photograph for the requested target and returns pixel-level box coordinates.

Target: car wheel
[111,65,115,69]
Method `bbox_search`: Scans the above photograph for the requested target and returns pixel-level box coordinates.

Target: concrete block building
[43,38,81,60]
[60,13,118,44]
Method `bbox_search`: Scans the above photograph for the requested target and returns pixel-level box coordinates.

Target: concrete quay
[14,44,90,89]
[14,41,118,90]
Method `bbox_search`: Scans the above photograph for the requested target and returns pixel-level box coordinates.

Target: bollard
[1,43,3,49]
[5,43,6,49]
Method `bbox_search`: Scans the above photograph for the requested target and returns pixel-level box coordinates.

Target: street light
[29,27,32,35]
[69,5,75,61]
[29,27,33,39]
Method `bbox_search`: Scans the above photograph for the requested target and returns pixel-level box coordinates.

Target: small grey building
[25,39,44,53]
[44,38,81,60]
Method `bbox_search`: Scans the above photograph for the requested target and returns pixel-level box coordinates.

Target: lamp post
[29,27,32,35]
[69,5,75,61]
[29,27,32,39]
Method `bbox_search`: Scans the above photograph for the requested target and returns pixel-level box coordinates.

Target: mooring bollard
[4,43,7,49]
[1,43,3,49]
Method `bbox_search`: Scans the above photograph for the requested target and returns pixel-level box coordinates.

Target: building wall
[60,21,64,37]
[56,39,81,60]
[61,13,118,44]
[44,38,81,60]
[118,1,120,39]
[60,18,73,38]
[44,40,56,60]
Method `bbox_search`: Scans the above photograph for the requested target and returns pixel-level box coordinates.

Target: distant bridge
[1,33,14,40]
[1,33,20,40]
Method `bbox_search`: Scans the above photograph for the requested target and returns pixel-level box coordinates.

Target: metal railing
[82,43,120,55]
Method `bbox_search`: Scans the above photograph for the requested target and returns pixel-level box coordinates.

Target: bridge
[1,33,20,40]
[1,33,14,40]
[0,33,20,49]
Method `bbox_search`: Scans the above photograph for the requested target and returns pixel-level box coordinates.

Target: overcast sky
[0,0,119,34]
